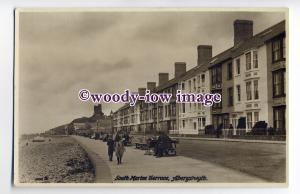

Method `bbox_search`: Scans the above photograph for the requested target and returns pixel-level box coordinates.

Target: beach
[18,136,95,183]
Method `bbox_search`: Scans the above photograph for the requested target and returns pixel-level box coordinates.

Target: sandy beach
[18,136,95,183]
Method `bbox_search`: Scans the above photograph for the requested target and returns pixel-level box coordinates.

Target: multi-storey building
[113,102,140,133]
[113,63,187,135]
[177,45,212,134]
[112,19,286,136]
[154,63,186,134]
[267,23,286,134]
[209,20,286,134]
[138,86,157,134]
[67,104,114,135]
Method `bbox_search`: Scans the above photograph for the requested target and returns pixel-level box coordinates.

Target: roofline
[112,20,286,114]
[208,20,285,68]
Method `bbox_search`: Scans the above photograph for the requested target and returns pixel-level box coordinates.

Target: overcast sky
[18,10,285,134]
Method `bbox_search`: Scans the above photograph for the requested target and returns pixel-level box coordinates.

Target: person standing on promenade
[115,138,125,165]
[106,134,115,161]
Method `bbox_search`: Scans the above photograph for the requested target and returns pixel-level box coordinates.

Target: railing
[221,128,286,141]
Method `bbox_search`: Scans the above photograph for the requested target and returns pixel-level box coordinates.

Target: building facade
[177,46,212,135]
[267,28,286,134]
[112,19,286,136]
[70,104,114,135]
[209,20,286,135]
[113,104,140,133]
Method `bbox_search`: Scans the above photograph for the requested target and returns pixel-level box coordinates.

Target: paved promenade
[72,136,266,184]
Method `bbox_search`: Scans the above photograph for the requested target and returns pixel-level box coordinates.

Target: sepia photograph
[14,8,288,186]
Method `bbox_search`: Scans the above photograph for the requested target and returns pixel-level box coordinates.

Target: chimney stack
[174,62,186,78]
[158,73,169,86]
[197,45,212,66]
[234,20,253,46]
[138,88,146,96]
[147,82,156,92]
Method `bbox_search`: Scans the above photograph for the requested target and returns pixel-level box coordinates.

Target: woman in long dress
[115,139,125,165]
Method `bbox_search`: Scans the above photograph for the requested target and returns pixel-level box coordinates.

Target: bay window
[273,106,286,132]
[253,51,258,68]
[254,80,259,100]
[246,81,252,100]
[273,69,286,97]
[272,36,286,63]
[246,52,251,70]
[247,112,252,129]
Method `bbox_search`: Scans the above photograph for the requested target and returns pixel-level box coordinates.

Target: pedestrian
[115,139,125,164]
[114,132,121,142]
[106,134,114,161]
[155,132,164,158]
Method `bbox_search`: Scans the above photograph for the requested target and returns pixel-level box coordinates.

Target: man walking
[107,134,114,161]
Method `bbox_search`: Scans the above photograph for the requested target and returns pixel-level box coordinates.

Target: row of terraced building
[112,19,287,136]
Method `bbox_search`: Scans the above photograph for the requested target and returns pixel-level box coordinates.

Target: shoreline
[18,136,95,183]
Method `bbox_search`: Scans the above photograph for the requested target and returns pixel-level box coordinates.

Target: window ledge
[245,69,259,73]
[245,99,260,103]
[273,95,286,98]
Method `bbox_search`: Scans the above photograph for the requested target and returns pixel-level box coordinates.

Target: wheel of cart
[135,142,148,150]
[166,148,176,156]
[154,138,178,157]
[162,140,177,156]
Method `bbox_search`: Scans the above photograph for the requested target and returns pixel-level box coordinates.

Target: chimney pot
[174,62,187,78]
[234,20,253,46]
[197,45,212,66]
[158,73,169,86]
[147,82,156,92]
[138,88,146,96]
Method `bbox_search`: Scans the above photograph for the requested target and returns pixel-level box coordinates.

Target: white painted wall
[178,70,211,134]
[231,44,270,131]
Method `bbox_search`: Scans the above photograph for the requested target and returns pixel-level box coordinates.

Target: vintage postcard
[14,8,288,186]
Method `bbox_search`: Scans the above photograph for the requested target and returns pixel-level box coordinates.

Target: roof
[114,103,131,113]
[155,76,181,92]
[154,62,210,91]
[179,63,208,82]
[155,20,285,90]
[209,20,285,68]
[155,63,209,92]
[112,20,286,114]
[72,113,111,123]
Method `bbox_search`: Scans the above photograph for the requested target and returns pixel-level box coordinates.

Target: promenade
[72,136,266,184]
